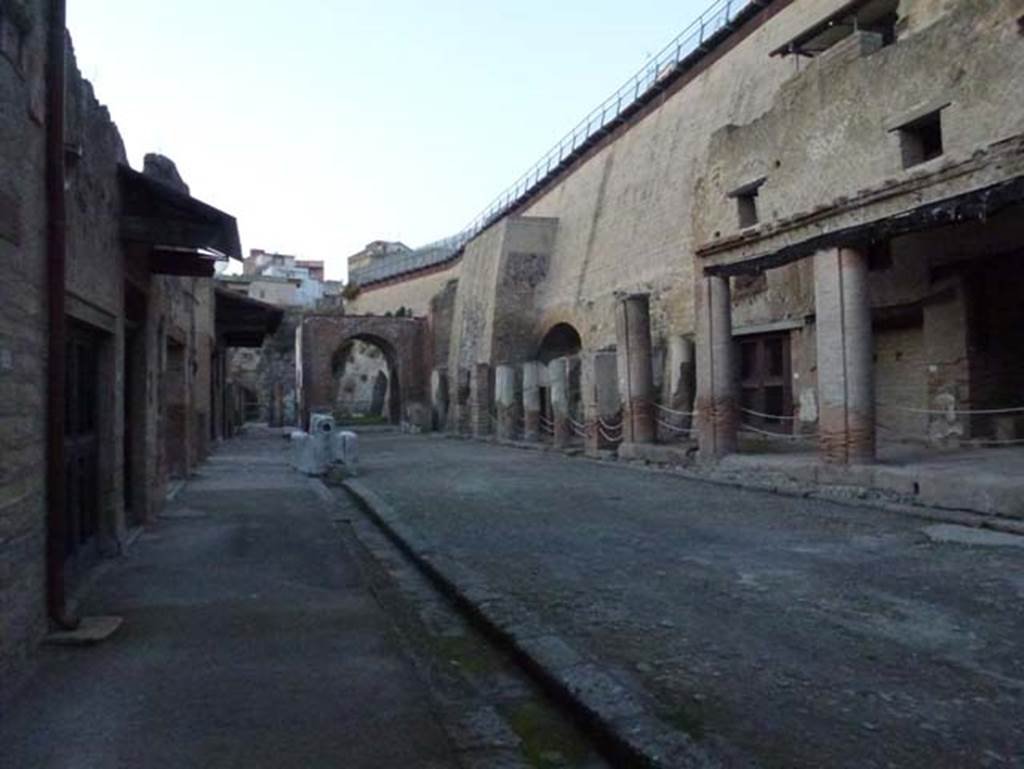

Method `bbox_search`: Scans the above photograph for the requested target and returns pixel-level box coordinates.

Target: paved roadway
[351,432,1024,769]
[1,428,459,769]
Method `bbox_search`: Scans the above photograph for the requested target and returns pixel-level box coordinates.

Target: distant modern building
[230,249,340,308]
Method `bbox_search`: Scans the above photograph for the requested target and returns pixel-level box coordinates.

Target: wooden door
[739,333,793,433]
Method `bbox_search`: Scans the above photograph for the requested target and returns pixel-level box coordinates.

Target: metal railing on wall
[351,0,755,288]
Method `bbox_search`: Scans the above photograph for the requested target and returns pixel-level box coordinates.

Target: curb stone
[342,478,732,769]
[440,433,1024,536]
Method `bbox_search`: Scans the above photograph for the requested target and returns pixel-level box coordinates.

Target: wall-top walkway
[349,432,1024,768]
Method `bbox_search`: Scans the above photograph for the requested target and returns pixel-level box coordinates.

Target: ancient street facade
[336,0,1024,515]
[3,1,1024,766]
[0,2,281,695]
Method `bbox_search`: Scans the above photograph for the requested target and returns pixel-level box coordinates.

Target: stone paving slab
[346,432,1024,769]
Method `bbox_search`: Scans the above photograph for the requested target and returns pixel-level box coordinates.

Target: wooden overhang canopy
[215,288,284,348]
[119,165,242,277]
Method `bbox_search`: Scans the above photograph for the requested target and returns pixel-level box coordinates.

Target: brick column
[548,357,572,448]
[582,351,619,456]
[494,364,518,440]
[814,247,875,464]
[522,361,542,442]
[470,362,492,437]
[695,274,738,460]
[615,294,655,444]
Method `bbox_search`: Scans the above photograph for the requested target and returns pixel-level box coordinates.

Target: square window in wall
[898,111,944,168]
[729,177,766,229]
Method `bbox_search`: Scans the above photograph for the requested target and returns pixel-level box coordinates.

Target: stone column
[548,357,571,448]
[451,366,471,434]
[494,364,518,440]
[522,361,542,442]
[470,362,492,437]
[695,275,738,460]
[430,367,449,432]
[662,335,696,436]
[814,247,875,464]
[582,351,620,456]
[615,294,656,444]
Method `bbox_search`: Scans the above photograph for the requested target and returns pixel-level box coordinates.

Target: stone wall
[0,0,48,698]
[64,40,128,548]
[337,0,1024,450]
[346,261,459,318]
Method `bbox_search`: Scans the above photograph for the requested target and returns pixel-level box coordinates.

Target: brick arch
[536,321,583,364]
[298,315,430,429]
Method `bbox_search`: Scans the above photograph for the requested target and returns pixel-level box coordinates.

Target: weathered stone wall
[64,41,131,548]
[346,262,459,318]
[304,0,1023,448]
[333,340,390,418]
[693,0,1024,253]
[0,0,48,697]
[362,0,869,369]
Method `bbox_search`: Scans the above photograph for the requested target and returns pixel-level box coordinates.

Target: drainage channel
[328,489,611,769]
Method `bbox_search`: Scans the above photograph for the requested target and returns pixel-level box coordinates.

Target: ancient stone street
[4,2,1024,766]
[348,432,1024,769]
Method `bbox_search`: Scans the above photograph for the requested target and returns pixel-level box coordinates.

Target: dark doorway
[332,336,401,425]
[164,339,188,479]
[64,322,102,578]
[537,323,582,364]
[124,283,147,525]
[739,333,793,433]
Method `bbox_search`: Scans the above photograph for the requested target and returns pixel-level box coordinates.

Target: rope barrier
[598,417,623,432]
[878,403,1024,416]
[741,407,798,421]
[739,422,816,442]
[598,426,623,443]
[653,402,696,417]
[656,418,695,435]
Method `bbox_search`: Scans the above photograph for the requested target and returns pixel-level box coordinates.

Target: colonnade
[437,246,876,466]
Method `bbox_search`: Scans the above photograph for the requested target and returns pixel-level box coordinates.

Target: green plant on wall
[341,281,361,301]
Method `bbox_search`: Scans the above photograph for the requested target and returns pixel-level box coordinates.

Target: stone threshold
[342,477,727,769]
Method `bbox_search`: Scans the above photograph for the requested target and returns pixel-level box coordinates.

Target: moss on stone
[504,700,592,768]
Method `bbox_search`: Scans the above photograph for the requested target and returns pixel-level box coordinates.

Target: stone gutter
[341,478,731,769]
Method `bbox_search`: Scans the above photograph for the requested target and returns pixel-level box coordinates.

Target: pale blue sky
[69,1,707,280]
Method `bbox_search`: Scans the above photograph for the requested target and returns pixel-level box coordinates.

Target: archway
[536,323,584,431]
[298,314,429,430]
[537,322,582,363]
[331,334,402,425]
